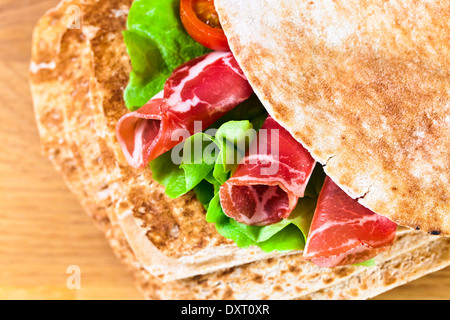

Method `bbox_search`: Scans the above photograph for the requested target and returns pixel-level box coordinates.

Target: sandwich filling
[116,0,397,267]
[219,116,317,226]
[116,51,253,167]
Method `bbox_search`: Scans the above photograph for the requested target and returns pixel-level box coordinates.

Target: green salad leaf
[205,165,325,253]
[150,120,256,199]
[123,0,210,110]
[205,192,318,252]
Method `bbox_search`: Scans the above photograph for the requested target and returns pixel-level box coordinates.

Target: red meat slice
[116,51,253,168]
[303,177,397,267]
[219,116,317,226]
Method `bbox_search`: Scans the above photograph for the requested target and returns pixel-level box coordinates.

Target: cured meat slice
[116,51,253,168]
[116,95,165,168]
[303,177,397,267]
[219,116,317,226]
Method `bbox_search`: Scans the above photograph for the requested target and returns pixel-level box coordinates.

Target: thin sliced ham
[116,51,253,168]
[303,177,397,267]
[219,116,317,226]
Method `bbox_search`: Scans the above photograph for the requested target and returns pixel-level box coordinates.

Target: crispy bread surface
[30,0,450,299]
[216,0,450,235]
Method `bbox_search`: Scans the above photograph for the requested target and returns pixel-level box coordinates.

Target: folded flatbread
[29,0,450,299]
[215,0,450,235]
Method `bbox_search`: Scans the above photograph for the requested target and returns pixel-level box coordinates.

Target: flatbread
[215,0,450,235]
[31,0,292,283]
[29,0,450,299]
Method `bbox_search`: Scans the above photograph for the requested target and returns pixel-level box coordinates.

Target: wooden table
[0,0,448,300]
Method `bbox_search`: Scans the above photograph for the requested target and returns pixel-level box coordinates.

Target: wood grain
[0,0,142,300]
[0,0,448,300]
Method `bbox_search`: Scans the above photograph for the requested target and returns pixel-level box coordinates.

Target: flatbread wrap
[29,0,450,299]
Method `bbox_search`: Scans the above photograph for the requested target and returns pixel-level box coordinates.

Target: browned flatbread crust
[29,0,450,299]
[216,0,450,236]
[31,0,289,283]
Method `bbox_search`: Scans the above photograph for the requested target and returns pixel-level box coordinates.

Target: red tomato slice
[180,0,230,51]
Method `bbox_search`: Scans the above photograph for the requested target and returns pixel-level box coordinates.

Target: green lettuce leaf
[354,259,376,267]
[123,0,210,110]
[204,192,319,252]
[150,119,259,199]
[167,133,217,199]
[212,120,254,184]
[205,166,325,253]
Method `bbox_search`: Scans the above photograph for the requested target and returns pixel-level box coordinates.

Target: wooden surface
[0,0,448,300]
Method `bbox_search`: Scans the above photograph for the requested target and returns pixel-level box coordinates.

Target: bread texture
[216,0,450,235]
[29,0,450,299]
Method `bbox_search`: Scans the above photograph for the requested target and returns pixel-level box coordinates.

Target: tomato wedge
[180,0,230,51]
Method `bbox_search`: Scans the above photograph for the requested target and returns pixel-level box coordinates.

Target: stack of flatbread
[29,0,450,299]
